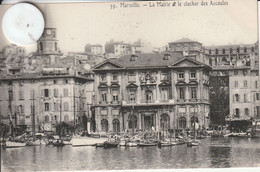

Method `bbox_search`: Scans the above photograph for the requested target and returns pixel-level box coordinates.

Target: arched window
[244,108,249,116]
[235,108,240,118]
[101,119,108,132]
[190,116,199,127]
[128,115,137,129]
[112,119,120,133]
[179,117,186,129]
[145,90,153,102]
[44,115,49,123]
[160,114,170,131]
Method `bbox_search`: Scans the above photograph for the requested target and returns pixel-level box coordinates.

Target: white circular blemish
[2,3,45,45]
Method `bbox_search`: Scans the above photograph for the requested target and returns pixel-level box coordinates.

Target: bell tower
[37,28,61,55]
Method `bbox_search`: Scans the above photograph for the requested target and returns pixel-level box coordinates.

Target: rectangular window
[129,89,136,102]
[234,81,238,88]
[244,81,248,88]
[161,88,169,100]
[31,105,35,114]
[256,81,258,89]
[44,89,49,97]
[112,89,119,101]
[179,87,185,100]
[161,73,168,81]
[44,103,49,111]
[178,73,184,79]
[190,87,197,99]
[63,88,68,97]
[54,89,59,98]
[54,103,59,112]
[30,89,35,99]
[112,75,118,81]
[256,93,260,101]
[100,75,107,82]
[234,71,238,76]
[19,90,24,100]
[190,72,196,79]
[101,90,107,102]
[64,102,69,111]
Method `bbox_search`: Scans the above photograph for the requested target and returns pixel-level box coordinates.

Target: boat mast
[194,105,196,141]
[132,105,134,136]
[173,106,176,141]
[32,90,36,141]
[59,95,62,139]
[8,87,13,137]
[73,85,76,135]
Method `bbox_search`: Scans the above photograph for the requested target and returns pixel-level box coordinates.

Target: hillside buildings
[0,28,94,133]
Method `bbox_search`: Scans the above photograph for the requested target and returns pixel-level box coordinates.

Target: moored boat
[96,143,104,147]
[71,136,107,147]
[104,141,119,148]
[27,139,47,146]
[53,139,65,147]
[187,140,201,147]
[5,141,26,148]
[158,141,172,148]
[125,142,138,147]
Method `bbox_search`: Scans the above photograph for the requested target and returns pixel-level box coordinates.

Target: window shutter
[49,103,51,111]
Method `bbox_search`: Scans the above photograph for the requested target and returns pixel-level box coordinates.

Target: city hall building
[92,50,211,133]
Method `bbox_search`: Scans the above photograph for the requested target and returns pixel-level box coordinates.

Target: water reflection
[2,138,260,171]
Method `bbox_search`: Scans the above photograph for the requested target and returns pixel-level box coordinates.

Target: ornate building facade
[92,52,211,133]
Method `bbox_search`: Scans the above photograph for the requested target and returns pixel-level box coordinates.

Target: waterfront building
[168,38,259,130]
[0,28,94,133]
[92,51,211,133]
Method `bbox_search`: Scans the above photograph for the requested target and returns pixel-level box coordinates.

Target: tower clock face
[46,29,52,36]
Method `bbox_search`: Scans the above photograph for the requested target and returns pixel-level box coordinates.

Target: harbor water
[1,137,260,171]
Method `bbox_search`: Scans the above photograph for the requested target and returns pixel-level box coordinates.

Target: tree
[209,75,229,126]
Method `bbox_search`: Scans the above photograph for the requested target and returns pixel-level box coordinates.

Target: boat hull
[137,143,157,147]
[104,142,119,148]
[71,137,107,147]
[27,140,47,146]
[126,142,138,147]
[5,141,26,148]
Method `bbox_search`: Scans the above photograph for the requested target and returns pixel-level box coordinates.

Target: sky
[0,0,258,54]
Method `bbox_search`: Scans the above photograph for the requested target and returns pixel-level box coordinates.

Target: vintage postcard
[0,0,259,171]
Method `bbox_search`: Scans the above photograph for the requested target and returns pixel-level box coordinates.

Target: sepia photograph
[0,0,259,171]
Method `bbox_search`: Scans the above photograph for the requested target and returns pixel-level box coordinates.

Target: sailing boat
[27,91,46,146]
[5,88,26,148]
[53,95,65,147]
[187,106,200,147]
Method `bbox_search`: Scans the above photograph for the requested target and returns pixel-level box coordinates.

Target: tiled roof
[109,53,184,68]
